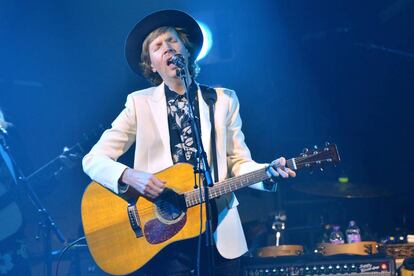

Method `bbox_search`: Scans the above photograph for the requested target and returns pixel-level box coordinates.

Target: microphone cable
[55,236,86,276]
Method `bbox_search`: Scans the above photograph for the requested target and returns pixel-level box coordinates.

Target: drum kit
[251,178,414,274]
[254,177,401,260]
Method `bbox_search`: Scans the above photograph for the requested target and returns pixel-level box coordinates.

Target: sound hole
[155,188,186,221]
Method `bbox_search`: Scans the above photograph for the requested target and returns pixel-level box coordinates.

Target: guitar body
[81,163,206,275]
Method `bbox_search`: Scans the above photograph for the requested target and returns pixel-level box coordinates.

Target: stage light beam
[196,20,213,61]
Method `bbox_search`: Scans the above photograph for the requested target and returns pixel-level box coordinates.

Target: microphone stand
[0,135,66,276]
[176,66,216,276]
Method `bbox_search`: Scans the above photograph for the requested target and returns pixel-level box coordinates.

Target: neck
[164,73,192,95]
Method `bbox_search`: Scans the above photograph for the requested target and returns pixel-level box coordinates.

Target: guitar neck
[184,158,296,207]
[183,143,340,207]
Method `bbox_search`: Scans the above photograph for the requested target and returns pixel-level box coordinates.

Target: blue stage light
[196,20,213,61]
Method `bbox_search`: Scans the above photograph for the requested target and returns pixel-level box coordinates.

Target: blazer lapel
[197,86,212,167]
[147,83,171,156]
[147,83,212,170]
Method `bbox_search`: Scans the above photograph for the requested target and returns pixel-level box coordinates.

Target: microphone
[167,54,186,68]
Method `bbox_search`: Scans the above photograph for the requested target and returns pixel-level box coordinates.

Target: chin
[167,71,179,78]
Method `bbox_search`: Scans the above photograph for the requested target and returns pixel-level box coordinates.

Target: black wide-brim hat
[125,9,203,75]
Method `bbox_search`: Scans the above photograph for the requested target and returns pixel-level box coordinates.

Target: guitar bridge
[127,203,143,238]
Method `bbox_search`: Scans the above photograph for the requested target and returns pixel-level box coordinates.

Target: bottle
[329,225,345,244]
[346,220,361,243]
[321,224,332,243]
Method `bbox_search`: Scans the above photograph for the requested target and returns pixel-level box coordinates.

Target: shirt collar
[164,81,198,102]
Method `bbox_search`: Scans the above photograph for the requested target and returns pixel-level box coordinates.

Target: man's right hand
[120,168,166,199]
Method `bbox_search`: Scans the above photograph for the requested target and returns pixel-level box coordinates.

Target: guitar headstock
[288,143,340,170]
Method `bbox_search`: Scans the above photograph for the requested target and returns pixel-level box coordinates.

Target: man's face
[148,29,190,82]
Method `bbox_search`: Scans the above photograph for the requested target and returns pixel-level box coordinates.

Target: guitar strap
[200,85,232,212]
[199,84,218,183]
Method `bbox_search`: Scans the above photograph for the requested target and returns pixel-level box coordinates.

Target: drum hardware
[255,188,307,258]
[379,243,414,260]
[316,241,378,256]
[272,211,286,246]
[256,245,304,257]
[2,136,67,276]
[1,126,103,276]
[25,125,104,184]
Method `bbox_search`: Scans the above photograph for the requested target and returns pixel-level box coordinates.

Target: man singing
[82,10,295,275]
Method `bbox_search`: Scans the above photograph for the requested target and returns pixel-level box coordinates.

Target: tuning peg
[320,167,324,172]
[303,148,309,153]
[325,142,330,146]
[313,145,318,150]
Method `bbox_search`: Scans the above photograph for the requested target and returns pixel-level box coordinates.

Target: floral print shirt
[165,83,200,166]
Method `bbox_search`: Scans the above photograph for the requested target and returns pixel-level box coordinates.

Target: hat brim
[125,10,203,76]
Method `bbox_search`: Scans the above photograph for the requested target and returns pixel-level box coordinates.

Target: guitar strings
[135,169,268,214]
[127,169,268,216]
[121,156,334,216]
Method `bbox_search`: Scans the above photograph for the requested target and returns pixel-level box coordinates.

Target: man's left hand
[267,157,296,179]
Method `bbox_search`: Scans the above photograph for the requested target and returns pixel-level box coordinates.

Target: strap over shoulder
[199,84,217,105]
[199,84,219,183]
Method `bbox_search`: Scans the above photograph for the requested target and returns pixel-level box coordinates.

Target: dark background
[1,0,413,274]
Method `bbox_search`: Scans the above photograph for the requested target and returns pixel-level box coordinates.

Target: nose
[162,42,175,55]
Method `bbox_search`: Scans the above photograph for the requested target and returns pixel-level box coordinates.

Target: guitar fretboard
[184,158,296,207]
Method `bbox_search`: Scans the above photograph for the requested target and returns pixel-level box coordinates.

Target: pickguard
[144,215,187,244]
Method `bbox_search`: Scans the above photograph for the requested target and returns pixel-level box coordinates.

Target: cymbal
[292,181,390,198]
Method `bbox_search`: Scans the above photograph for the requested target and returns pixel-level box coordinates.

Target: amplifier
[241,254,395,275]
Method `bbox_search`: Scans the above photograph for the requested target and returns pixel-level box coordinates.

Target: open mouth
[166,56,175,67]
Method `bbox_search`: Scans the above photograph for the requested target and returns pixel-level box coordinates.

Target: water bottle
[329,225,345,244]
[346,220,361,243]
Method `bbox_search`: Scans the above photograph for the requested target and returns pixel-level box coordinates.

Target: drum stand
[256,183,305,257]
[272,181,286,246]
[1,136,66,276]
[272,211,286,246]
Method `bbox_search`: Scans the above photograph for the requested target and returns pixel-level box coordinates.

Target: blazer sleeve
[82,94,137,194]
[224,90,276,192]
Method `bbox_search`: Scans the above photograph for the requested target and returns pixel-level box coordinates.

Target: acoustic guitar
[81,144,340,275]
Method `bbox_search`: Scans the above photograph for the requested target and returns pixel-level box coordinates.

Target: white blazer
[82,82,272,259]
